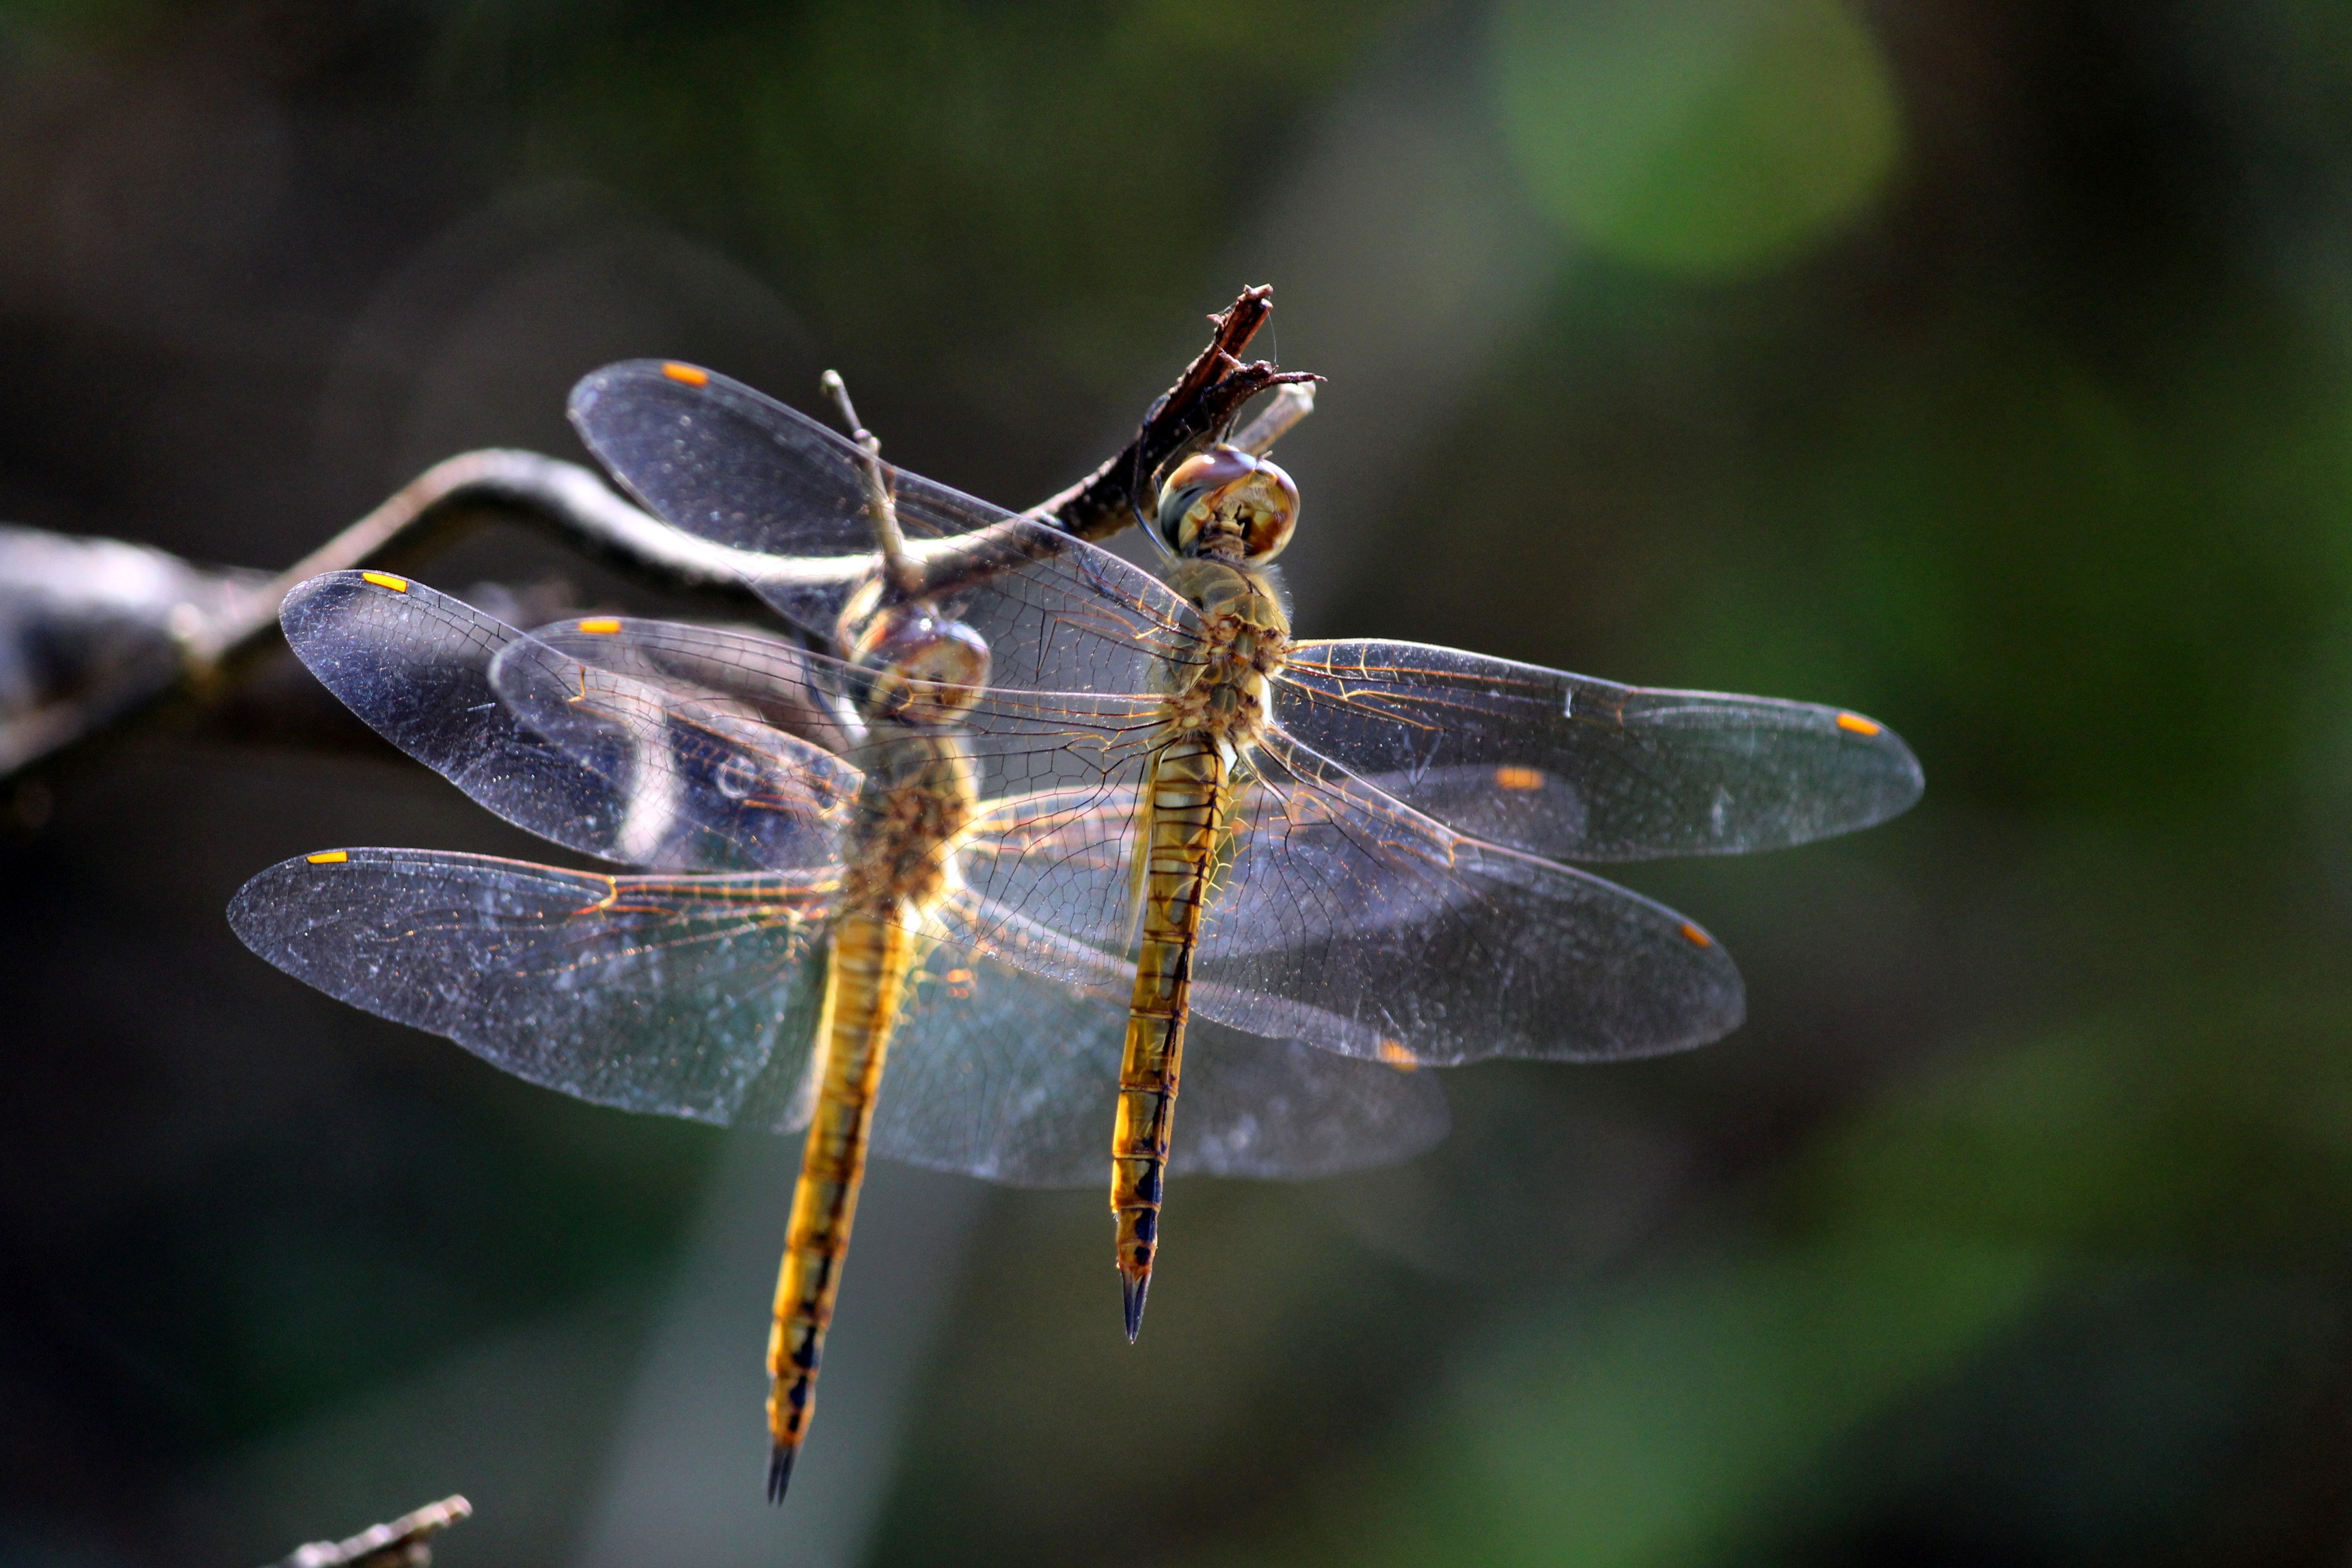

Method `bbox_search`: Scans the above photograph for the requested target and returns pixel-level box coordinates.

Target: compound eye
[1234,457,1299,563]
[1155,446,1260,554]
[1153,446,1300,562]
[876,617,991,721]
[907,624,989,690]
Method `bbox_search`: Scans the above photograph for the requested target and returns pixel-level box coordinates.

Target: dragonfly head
[1154,444,1298,565]
[847,604,992,725]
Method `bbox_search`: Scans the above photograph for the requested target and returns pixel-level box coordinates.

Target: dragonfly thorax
[1160,557,1291,755]
[840,729,978,919]
[837,597,988,915]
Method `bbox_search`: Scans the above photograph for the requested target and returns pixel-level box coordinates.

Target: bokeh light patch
[1493,0,1902,277]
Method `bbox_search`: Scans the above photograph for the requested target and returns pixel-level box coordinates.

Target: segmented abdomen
[1110,735,1229,1334]
[766,909,916,1494]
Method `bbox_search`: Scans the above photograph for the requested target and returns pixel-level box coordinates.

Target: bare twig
[267,1494,471,1568]
[213,449,773,670]
[1028,285,1323,540]
[0,451,770,779]
[736,287,1324,608]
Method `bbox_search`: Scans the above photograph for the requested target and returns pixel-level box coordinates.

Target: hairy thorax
[1159,557,1291,760]
[839,727,978,918]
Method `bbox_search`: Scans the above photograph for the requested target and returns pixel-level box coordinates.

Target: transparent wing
[227,849,832,1127]
[227,845,1442,1184]
[961,740,1745,1067]
[522,615,1171,797]
[516,616,1172,952]
[281,571,857,872]
[1190,733,1746,1065]
[1175,1027,1450,1180]
[527,615,865,758]
[568,360,1191,694]
[469,605,1741,1069]
[527,620,1176,804]
[1276,640,1924,863]
[874,923,1449,1187]
[486,627,858,873]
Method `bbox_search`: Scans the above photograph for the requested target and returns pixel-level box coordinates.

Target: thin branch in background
[1230,380,1317,457]
[265,1494,471,1568]
[0,285,1322,785]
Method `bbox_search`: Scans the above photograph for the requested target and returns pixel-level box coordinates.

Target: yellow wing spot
[662,362,710,387]
[306,850,349,864]
[576,617,623,634]
[1376,1039,1419,1072]
[1836,712,1882,736]
[1493,766,1545,791]
[359,571,409,592]
[1679,922,1712,948]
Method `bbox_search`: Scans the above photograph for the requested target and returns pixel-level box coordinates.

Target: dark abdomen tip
[1121,1270,1151,1343]
[767,1443,798,1504]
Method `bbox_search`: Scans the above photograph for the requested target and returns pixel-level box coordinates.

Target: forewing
[567,359,1003,562]
[1190,734,1747,1066]
[527,616,863,758]
[280,571,853,872]
[227,849,831,1127]
[487,625,857,872]
[1277,639,1923,862]
[869,910,1449,1186]
[523,615,1169,803]
[567,360,1189,693]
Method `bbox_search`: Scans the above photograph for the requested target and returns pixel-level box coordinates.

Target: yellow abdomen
[764,907,917,1498]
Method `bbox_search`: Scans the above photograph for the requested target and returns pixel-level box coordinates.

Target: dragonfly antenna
[821,369,922,601]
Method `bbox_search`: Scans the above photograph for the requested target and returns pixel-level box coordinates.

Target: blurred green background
[8,0,2352,1562]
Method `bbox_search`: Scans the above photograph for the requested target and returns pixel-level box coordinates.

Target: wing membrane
[524,616,1168,806]
[1192,735,1745,1065]
[488,631,856,872]
[963,746,1744,1065]
[282,572,855,872]
[228,849,831,1127]
[875,926,1448,1186]
[1277,640,1924,862]
[528,617,863,757]
[228,848,1445,1181]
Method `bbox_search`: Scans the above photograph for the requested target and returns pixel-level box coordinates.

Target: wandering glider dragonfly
[228,567,1450,1497]
[562,361,1925,1336]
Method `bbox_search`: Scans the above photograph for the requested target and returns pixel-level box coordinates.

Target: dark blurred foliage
[9,0,2352,1564]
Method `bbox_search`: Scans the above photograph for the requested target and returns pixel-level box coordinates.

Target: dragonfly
[560,360,1926,1335]
[233,366,1444,1502]
[227,565,1454,1497]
